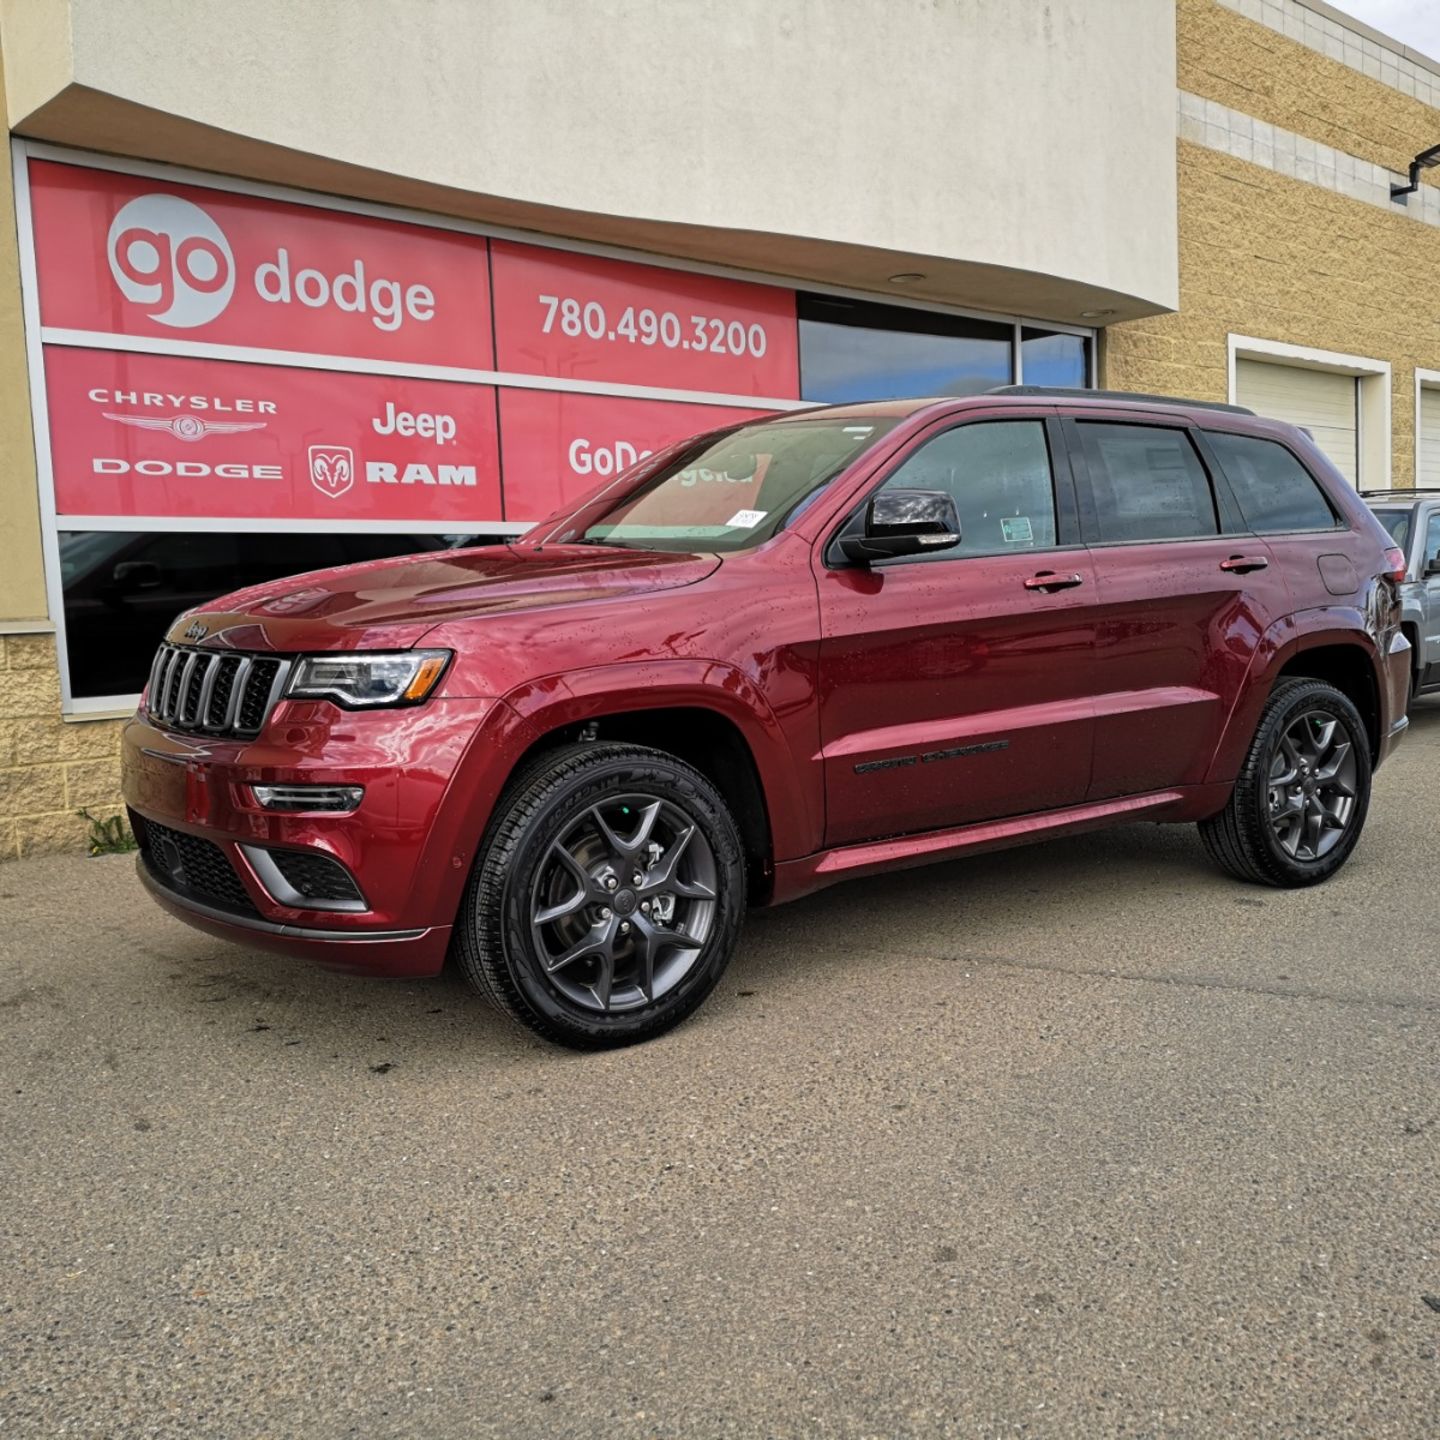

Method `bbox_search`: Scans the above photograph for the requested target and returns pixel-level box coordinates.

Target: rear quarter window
[1204,431,1339,533]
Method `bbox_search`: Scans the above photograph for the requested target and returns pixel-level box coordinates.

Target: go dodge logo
[105,191,437,333]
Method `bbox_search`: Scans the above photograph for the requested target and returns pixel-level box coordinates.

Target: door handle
[1023,571,1084,592]
[1219,555,1269,573]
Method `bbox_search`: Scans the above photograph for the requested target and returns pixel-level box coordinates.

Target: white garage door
[1420,386,1440,489]
[1236,358,1358,486]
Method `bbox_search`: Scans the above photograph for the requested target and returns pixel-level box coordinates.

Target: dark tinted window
[1371,509,1412,554]
[1020,328,1089,387]
[877,420,1056,559]
[1205,431,1338,533]
[59,530,477,700]
[798,294,1012,402]
[1077,422,1218,543]
[1425,513,1440,573]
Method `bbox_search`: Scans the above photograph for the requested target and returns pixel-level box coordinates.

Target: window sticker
[1001,515,1034,544]
[726,508,768,528]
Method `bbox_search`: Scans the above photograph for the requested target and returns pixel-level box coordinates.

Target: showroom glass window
[1020,327,1089,387]
[58,530,498,701]
[798,294,1012,402]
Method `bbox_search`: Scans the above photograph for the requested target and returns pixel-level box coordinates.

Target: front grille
[146,644,292,739]
[134,813,257,916]
[266,849,366,907]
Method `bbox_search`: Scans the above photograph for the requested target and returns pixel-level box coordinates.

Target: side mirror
[1425,560,1440,579]
[112,560,162,590]
[839,489,961,564]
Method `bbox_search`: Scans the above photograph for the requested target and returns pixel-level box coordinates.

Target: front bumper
[122,693,530,977]
[137,857,451,976]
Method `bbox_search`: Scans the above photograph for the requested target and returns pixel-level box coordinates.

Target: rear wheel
[455,742,746,1048]
[1199,678,1371,887]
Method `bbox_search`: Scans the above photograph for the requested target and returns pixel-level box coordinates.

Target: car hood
[169,545,722,653]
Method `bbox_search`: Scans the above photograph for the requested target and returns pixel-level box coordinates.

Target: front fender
[496,658,822,862]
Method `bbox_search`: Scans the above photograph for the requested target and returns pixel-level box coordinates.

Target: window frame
[1193,427,1343,537]
[824,411,1082,569]
[1422,509,1440,578]
[1061,413,1240,548]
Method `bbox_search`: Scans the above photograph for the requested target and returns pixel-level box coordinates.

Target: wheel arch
[506,705,778,900]
[1274,641,1380,762]
[1207,617,1387,786]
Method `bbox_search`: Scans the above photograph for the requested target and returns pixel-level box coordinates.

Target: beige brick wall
[1108,0,1440,486]
[1178,0,1440,190]
[0,633,126,860]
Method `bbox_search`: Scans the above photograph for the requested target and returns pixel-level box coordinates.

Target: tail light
[1383,546,1408,583]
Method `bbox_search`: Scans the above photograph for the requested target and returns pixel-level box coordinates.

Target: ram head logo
[308,445,355,500]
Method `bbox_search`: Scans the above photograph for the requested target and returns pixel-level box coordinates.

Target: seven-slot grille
[146,644,291,738]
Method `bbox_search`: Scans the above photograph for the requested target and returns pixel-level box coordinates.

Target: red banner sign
[492,239,798,400]
[45,347,501,522]
[497,389,764,521]
[29,161,493,369]
[29,159,801,531]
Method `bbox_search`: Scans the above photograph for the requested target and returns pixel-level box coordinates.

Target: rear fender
[1204,607,1384,785]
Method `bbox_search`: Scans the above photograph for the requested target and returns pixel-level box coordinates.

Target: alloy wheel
[528,793,718,1013]
[1265,709,1359,862]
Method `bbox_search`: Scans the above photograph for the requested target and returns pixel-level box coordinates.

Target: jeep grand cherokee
[122,387,1411,1047]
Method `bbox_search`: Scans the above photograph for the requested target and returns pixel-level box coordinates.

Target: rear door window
[1074,422,1218,543]
[1203,431,1338,533]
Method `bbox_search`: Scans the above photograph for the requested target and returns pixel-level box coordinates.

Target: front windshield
[579,417,899,552]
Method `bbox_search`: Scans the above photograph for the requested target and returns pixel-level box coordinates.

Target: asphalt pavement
[3,704,1439,1438]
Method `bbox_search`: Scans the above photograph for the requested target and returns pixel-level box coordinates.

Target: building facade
[0,0,1436,859]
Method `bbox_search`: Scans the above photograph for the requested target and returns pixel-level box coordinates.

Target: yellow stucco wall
[1107,0,1440,491]
[0,633,124,859]
[0,37,123,860]
[0,44,48,625]
[1176,0,1440,190]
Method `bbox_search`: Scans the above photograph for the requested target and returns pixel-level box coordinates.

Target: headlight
[286,650,450,708]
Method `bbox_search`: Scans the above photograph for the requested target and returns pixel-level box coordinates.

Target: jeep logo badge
[183,619,209,642]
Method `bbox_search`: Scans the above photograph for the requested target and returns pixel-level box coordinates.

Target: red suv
[122,387,1410,1047]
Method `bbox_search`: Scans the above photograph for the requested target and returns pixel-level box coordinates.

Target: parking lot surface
[3,704,1439,1438]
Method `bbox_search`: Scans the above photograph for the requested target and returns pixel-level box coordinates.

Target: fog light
[251,784,364,813]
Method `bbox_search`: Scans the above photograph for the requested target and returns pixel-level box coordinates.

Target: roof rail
[987,384,1254,416]
[1360,487,1440,497]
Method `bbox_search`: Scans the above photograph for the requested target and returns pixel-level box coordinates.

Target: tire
[1199,677,1372,888]
[454,742,746,1049]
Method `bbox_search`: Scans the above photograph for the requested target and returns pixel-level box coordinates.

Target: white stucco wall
[3,0,1179,319]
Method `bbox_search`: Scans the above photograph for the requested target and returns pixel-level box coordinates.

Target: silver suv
[1365,489,1440,701]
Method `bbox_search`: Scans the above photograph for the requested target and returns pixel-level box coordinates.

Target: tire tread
[1199,677,1370,888]
[453,741,745,1048]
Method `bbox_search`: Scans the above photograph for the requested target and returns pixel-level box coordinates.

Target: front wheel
[454,742,746,1048]
[1199,677,1372,887]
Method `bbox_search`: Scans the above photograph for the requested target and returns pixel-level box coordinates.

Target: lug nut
[632,872,644,886]
[620,922,631,934]
[600,907,612,920]
[606,876,618,891]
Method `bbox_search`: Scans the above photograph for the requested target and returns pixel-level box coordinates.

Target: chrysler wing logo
[308,445,354,500]
[183,619,209,641]
[104,412,267,443]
